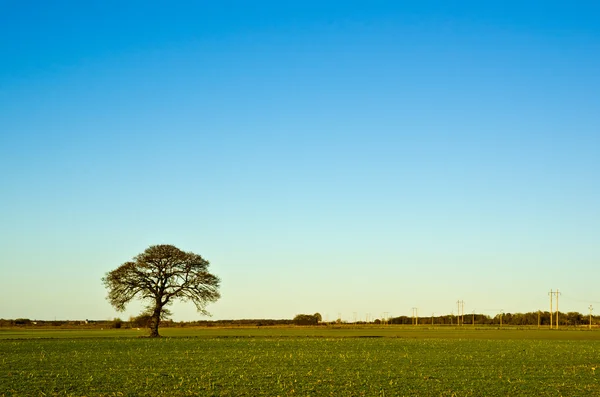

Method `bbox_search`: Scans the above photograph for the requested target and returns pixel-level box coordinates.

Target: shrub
[112,318,123,329]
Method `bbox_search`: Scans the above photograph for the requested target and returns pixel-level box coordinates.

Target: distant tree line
[389,311,595,326]
[187,319,295,327]
[0,318,177,329]
[1,311,597,328]
[0,318,294,328]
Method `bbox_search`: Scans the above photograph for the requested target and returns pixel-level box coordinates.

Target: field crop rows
[2,335,600,396]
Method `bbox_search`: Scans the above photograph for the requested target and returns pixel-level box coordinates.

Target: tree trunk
[149,305,162,338]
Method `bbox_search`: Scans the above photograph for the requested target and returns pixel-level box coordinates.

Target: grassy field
[2,327,600,396]
[2,325,600,340]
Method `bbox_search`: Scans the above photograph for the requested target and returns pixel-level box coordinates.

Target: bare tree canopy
[102,244,220,337]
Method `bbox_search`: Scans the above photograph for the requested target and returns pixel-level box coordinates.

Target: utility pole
[589,305,594,330]
[456,300,465,326]
[472,310,475,326]
[353,312,357,324]
[500,310,504,327]
[412,308,418,325]
[538,310,540,328]
[556,289,560,329]
[547,289,561,329]
[457,301,461,326]
[431,313,434,325]
[549,289,553,329]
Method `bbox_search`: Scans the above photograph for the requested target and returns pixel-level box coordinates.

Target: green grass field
[2,327,600,396]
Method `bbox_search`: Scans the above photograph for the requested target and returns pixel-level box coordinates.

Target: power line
[561,294,600,305]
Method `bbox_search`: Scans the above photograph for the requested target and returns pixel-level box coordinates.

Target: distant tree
[102,244,220,337]
[293,314,319,325]
[313,313,322,323]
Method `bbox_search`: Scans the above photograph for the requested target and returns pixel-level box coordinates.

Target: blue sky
[1,1,599,321]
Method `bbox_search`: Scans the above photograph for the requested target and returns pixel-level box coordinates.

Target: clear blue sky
[1,1,599,321]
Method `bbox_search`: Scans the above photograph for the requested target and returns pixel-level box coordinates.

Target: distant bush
[112,318,123,329]
[131,313,152,328]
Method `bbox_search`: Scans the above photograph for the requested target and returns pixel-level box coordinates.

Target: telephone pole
[412,307,418,325]
[589,305,594,330]
[549,290,553,329]
[472,310,475,326]
[548,289,560,329]
[456,300,465,326]
[556,289,560,329]
[456,301,460,326]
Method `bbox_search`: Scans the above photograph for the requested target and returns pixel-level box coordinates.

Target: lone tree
[102,244,220,337]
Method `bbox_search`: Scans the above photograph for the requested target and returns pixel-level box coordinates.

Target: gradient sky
[1,1,599,322]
